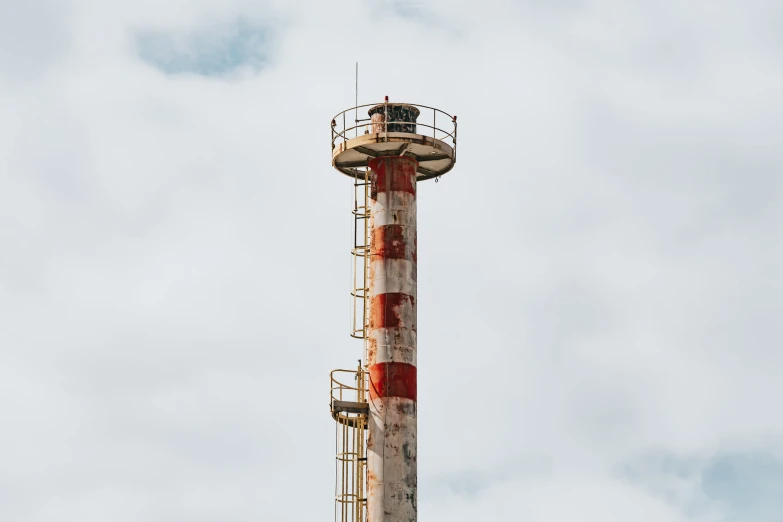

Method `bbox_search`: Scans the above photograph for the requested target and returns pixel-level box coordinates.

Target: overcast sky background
[1,0,782,521]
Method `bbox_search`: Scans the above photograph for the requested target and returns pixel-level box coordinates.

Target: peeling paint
[367,155,418,522]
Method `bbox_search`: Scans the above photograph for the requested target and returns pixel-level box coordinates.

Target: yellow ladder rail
[331,365,368,522]
[350,168,371,349]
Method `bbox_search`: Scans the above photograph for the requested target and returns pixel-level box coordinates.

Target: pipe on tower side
[366,156,418,522]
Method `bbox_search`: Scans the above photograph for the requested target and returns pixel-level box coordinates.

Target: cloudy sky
[1,0,782,520]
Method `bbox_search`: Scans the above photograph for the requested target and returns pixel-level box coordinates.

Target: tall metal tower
[329,98,457,522]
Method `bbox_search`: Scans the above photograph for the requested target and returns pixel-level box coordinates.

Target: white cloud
[1,0,782,520]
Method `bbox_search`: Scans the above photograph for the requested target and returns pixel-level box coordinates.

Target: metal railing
[330,367,368,422]
[331,366,368,522]
[350,168,370,345]
[331,101,457,154]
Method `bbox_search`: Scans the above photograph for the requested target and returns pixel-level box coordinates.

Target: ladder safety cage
[330,366,369,522]
[350,167,371,347]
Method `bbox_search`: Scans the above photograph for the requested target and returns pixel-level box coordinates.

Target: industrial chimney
[329,98,457,522]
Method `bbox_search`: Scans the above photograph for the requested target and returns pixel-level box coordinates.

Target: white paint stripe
[368,330,417,366]
[369,192,416,228]
[367,396,417,522]
[369,258,416,298]
[368,328,417,351]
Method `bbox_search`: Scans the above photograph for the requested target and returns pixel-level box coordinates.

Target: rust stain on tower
[329,98,457,522]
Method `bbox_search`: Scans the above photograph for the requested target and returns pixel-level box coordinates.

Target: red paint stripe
[369,157,418,196]
[369,362,417,401]
[371,225,417,263]
[370,293,415,329]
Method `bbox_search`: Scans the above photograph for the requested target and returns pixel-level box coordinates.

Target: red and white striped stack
[366,156,418,522]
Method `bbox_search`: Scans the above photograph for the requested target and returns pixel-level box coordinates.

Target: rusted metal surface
[371,226,417,263]
[368,104,421,134]
[331,101,457,181]
[368,363,417,401]
[367,397,417,522]
[370,112,386,135]
[366,156,418,522]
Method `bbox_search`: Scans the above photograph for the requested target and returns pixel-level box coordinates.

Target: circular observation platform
[331,101,457,181]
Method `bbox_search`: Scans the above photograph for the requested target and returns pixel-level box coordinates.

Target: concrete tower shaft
[367,156,418,522]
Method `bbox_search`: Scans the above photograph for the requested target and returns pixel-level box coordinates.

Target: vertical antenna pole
[355,62,359,138]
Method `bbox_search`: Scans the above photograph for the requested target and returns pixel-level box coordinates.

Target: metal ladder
[350,168,371,351]
[331,365,368,522]
[331,168,371,522]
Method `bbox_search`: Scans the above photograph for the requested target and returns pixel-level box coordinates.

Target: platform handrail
[330,102,455,125]
[330,366,368,522]
[330,368,368,405]
[332,121,457,143]
[331,101,458,155]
